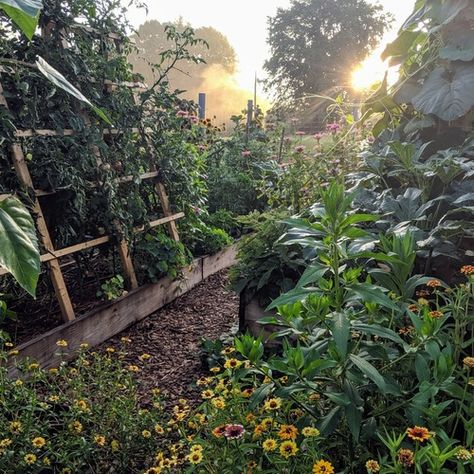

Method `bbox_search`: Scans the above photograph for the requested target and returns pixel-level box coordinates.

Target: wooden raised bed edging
[11,244,238,370]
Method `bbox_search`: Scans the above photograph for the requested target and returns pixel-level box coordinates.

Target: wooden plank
[10,244,238,371]
[10,144,75,322]
[202,243,238,279]
[13,127,155,138]
[155,182,180,242]
[0,213,185,277]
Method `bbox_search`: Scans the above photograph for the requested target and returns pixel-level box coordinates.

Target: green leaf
[266,287,318,310]
[0,0,42,39]
[352,323,405,346]
[349,354,396,395]
[349,283,401,312]
[381,30,422,63]
[345,404,362,441]
[0,197,40,296]
[412,63,474,121]
[36,56,112,124]
[440,23,474,61]
[318,406,342,436]
[331,312,350,359]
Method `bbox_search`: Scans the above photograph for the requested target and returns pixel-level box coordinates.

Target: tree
[130,19,236,95]
[264,0,392,110]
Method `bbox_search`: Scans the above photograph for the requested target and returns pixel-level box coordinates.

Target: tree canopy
[264,0,392,110]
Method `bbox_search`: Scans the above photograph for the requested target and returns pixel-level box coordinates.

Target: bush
[182,220,233,257]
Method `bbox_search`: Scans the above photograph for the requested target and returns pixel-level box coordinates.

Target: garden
[0,0,473,473]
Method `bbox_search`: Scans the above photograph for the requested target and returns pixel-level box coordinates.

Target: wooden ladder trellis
[0,23,183,323]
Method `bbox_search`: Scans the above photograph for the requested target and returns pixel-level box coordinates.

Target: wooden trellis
[0,23,183,323]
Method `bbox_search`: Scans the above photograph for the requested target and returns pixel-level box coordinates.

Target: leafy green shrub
[187,224,233,257]
[205,209,242,239]
[134,231,192,282]
[96,275,125,301]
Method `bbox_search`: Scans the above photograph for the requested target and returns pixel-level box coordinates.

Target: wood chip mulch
[100,270,239,405]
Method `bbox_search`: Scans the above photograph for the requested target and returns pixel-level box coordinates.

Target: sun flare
[351,54,387,91]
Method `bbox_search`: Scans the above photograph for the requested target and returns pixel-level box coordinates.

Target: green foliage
[0,0,41,39]
[135,231,192,281]
[364,0,474,134]
[182,221,233,257]
[0,197,39,296]
[97,275,124,301]
[264,0,391,110]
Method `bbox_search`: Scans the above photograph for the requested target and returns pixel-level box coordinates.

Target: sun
[351,54,387,91]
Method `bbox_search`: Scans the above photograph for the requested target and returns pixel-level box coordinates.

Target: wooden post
[10,144,76,322]
[155,181,180,242]
[246,99,253,143]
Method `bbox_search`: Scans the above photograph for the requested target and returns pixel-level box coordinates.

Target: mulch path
[100,270,239,405]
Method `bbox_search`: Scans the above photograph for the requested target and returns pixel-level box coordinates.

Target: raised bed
[11,244,237,370]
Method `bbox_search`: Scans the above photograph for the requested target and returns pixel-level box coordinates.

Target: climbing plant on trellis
[0,0,204,322]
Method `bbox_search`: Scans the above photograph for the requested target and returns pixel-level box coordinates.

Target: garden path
[99,271,239,405]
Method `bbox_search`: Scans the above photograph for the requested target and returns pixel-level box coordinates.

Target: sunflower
[280,440,298,458]
[406,426,432,442]
[313,460,335,474]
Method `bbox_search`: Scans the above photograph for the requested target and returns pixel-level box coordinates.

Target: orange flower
[211,425,226,438]
[312,459,334,474]
[460,265,474,276]
[428,310,443,319]
[278,424,298,440]
[397,448,414,467]
[426,279,441,288]
[406,426,432,442]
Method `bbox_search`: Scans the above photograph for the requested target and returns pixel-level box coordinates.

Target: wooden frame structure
[0,22,183,323]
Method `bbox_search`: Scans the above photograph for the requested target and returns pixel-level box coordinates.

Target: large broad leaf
[382,30,424,65]
[349,283,401,312]
[36,56,112,125]
[331,312,350,359]
[440,24,474,61]
[0,197,40,296]
[412,63,474,121]
[0,0,42,39]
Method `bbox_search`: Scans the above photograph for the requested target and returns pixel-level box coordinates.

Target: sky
[126,0,415,94]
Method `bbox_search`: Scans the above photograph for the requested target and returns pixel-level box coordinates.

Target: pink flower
[241,150,251,157]
[192,206,202,215]
[313,132,324,142]
[295,145,305,153]
[295,131,306,136]
[326,123,341,134]
[188,115,199,124]
[367,136,375,143]
[224,424,245,439]
[176,110,189,118]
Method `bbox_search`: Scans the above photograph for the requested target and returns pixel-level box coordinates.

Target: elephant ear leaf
[412,64,474,121]
[0,197,40,296]
[0,0,42,40]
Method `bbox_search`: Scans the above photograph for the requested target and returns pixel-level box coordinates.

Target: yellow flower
[463,357,474,369]
[187,450,203,464]
[139,353,151,361]
[49,368,59,375]
[406,426,432,442]
[241,388,254,398]
[69,420,83,433]
[9,421,22,433]
[128,365,140,372]
[0,439,12,448]
[69,368,78,375]
[8,350,19,356]
[313,459,335,474]
[190,444,203,453]
[246,413,257,424]
[418,298,429,306]
[43,457,51,466]
[279,440,298,458]
[221,347,235,355]
[14,379,23,387]
[155,424,165,435]
[142,430,152,438]
[211,397,226,409]
[151,388,161,396]
[28,363,39,370]
[262,438,278,452]
[210,367,220,373]
[48,395,60,402]
[302,426,320,437]
[144,468,162,474]
[24,453,37,465]
[264,397,282,411]
[456,448,472,461]
[224,358,242,370]
[80,342,89,349]
[261,418,273,430]
[4,342,13,347]
[32,437,46,448]
[94,434,106,446]
[278,424,298,440]
[106,347,115,353]
[201,389,214,399]
[111,439,120,451]
[56,339,68,347]
[120,336,132,343]
[366,459,380,473]
[74,399,89,411]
